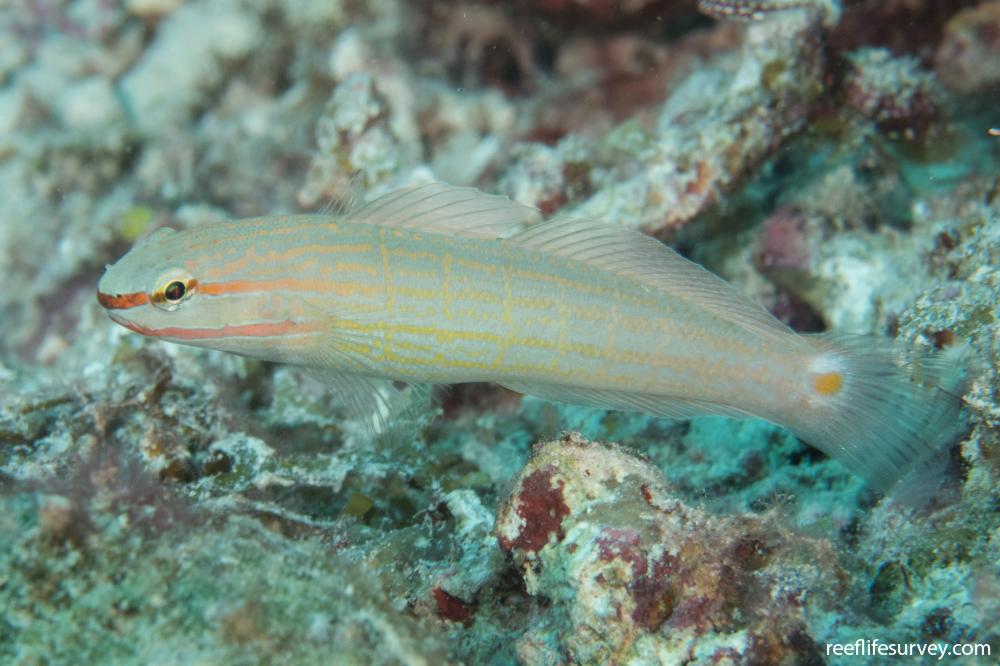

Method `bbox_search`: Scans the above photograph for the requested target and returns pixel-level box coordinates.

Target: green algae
[343,491,375,518]
[118,206,155,242]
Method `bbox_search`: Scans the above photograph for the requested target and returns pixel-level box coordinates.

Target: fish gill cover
[0,0,998,664]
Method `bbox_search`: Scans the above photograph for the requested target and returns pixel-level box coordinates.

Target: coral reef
[1,0,998,663]
[499,6,832,233]
[842,48,943,139]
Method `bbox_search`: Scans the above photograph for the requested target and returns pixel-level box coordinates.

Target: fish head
[97,227,242,348]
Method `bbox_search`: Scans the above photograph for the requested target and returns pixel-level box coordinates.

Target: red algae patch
[432,587,474,627]
[496,466,571,553]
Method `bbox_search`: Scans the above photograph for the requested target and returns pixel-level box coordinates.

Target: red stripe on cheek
[120,320,321,340]
[97,291,149,309]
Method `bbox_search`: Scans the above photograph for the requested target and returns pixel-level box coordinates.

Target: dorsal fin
[349,182,539,239]
[507,217,792,340]
[349,183,789,339]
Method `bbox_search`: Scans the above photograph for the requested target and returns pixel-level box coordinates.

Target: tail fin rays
[793,333,968,502]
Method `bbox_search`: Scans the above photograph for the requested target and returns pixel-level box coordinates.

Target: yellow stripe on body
[282,226,792,403]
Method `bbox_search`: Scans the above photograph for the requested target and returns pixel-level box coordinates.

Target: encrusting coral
[497,434,839,663]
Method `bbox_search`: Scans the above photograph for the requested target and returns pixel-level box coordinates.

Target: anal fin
[499,381,755,420]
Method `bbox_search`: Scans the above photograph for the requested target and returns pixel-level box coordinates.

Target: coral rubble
[497,434,834,664]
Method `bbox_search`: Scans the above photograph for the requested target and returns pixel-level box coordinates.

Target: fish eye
[150,268,196,311]
[164,281,186,302]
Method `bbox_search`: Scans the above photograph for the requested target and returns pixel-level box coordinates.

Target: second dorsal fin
[507,217,792,340]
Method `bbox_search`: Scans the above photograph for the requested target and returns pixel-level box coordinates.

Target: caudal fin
[792,333,968,502]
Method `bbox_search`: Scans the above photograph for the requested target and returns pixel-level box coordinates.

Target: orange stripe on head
[97,291,149,310]
[199,278,377,297]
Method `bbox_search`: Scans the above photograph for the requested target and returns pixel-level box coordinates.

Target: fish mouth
[105,309,152,337]
[106,309,130,327]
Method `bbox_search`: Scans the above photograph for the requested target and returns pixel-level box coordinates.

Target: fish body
[98,183,964,495]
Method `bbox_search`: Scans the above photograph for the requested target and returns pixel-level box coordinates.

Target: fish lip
[105,309,150,336]
[106,309,129,327]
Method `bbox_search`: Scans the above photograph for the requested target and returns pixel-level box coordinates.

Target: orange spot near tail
[813,371,844,396]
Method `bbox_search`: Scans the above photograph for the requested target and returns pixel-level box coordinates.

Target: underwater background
[0,0,998,664]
